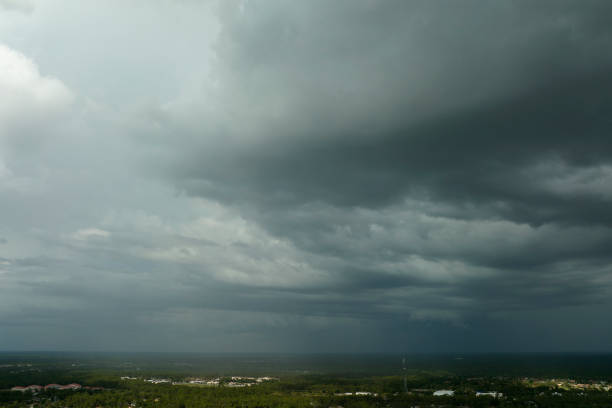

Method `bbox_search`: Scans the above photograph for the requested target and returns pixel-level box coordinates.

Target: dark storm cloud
[169,1,612,223]
[3,0,612,352]
[155,6,611,251]
[144,0,612,340]
[174,73,612,221]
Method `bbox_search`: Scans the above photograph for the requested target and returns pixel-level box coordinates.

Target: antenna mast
[402,357,407,393]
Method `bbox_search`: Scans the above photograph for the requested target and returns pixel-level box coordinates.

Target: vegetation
[1,353,611,407]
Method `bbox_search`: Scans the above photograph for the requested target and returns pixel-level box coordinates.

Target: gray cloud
[1,0,612,352]
[152,0,612,323]
[164,1,612,220]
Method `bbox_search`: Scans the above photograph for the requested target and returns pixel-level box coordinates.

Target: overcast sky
[1,0,612,353]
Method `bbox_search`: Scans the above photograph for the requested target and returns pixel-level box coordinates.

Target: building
[433,390,455,396]
[476,391,502,398]
[60,383,82,390]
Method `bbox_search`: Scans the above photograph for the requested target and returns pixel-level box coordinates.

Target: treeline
[1,375,612,408]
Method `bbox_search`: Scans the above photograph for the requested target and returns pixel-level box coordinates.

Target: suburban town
[9,384,104,392]
[120,376,280,388]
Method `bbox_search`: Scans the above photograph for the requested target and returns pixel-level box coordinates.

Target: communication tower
[402,357,407,393]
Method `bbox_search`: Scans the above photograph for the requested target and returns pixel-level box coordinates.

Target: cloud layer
[1,0,612,352]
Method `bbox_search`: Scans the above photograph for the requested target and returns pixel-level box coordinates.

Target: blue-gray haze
[1,0,611,352]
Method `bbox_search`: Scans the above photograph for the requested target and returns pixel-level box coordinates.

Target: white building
[433,390,454,396]
[476,392,502,398]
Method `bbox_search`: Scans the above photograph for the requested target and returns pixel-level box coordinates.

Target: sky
[1,0,612,353]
